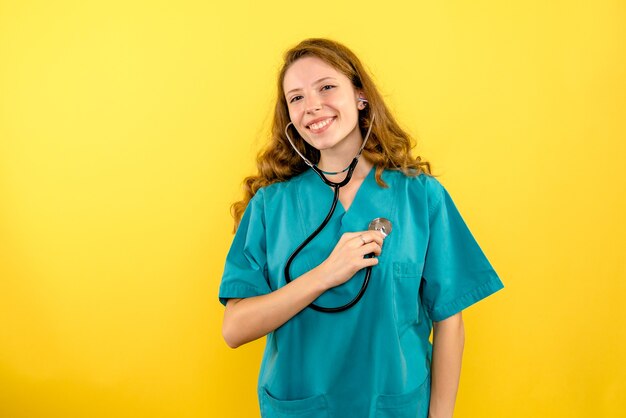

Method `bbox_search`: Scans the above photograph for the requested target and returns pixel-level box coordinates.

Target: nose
[304,95,322,113]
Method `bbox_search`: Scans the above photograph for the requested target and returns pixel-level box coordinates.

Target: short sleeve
[420,180,504,321]
[218,189,272,306]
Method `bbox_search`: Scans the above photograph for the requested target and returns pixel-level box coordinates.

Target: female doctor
[219,38,503,418]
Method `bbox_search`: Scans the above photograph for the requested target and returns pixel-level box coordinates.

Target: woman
[219,38,503,418]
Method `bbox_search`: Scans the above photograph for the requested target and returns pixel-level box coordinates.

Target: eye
[289,95,303,103]
[321,85,336,91]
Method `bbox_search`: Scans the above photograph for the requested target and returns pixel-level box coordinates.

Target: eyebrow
[285,77,338,96]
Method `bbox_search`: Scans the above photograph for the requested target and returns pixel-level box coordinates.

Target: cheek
[335,97,358,117]
[287,100,304,115]
[287,105,303,125]
[285,108,307,138]
[287,107,296,122]
[287,107,308,132]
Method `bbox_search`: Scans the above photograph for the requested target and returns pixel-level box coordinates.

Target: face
[283,56,363,155]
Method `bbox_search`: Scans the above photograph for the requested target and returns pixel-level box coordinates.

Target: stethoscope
[283,112,392,313]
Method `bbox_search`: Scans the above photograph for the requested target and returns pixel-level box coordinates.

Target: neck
[317,127,364,173]
[319,156,373,183]
[316,120,376,182]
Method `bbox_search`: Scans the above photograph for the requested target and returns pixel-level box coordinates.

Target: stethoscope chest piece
[368,218,392,237]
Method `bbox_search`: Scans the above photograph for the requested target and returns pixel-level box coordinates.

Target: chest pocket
[392,262,423,334]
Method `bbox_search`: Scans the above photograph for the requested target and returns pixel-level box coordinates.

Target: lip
[305,116,335,128]
[305,116,336,134]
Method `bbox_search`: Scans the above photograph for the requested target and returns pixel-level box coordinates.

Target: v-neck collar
[305,165,376,215]
[293,166,399,274]
[338,165,375,214]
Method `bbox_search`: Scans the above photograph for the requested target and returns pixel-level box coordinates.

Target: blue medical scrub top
[219,168,503,418]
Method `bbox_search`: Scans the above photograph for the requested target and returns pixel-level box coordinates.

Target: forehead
[283,56,350,92]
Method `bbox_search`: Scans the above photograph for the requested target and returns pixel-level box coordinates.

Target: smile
[306,117,335,133]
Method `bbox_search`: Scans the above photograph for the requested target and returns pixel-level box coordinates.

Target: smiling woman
[283,57,363,157]
[218,38,503,418]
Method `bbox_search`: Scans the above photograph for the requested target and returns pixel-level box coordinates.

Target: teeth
[309,118,332,130]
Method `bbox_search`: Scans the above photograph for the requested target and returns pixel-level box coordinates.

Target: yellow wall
[1,1,624,416]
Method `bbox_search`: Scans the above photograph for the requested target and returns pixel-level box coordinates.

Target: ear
[357,93,368,110]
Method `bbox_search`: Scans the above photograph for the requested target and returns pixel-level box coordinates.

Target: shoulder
[382,168,441,188]
[382,169,445,208]
[250,169,313,206]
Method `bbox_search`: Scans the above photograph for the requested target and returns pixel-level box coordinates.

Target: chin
[309,140,341,152]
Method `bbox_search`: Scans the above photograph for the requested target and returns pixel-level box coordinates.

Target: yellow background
[1,0,625,417]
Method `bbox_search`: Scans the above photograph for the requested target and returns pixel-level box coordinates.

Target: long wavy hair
[231,38,431,230]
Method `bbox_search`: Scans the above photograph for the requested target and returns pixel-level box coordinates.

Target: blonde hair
[231,38,431,230]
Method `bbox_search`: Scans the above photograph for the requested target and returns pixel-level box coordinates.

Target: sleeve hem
[218,283,270,306]
[428,275,504,322]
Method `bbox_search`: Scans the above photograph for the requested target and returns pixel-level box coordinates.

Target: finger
[360,242,382,256]
[360,256,379,268]
[349,234,369,249]
[364,231,385,246]
[341,231,366,241]
[345,230,385,248]
[356,232,383,249]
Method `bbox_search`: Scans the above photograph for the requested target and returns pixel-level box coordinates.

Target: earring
[357,97,368,110]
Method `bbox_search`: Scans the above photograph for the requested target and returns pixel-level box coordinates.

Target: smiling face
[282,56,363,160]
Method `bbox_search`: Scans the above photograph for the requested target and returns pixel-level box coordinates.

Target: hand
[317,230,385,289]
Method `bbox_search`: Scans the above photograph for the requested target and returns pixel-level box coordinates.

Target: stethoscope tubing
[283,164,373,312]
[283,115,376,313]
